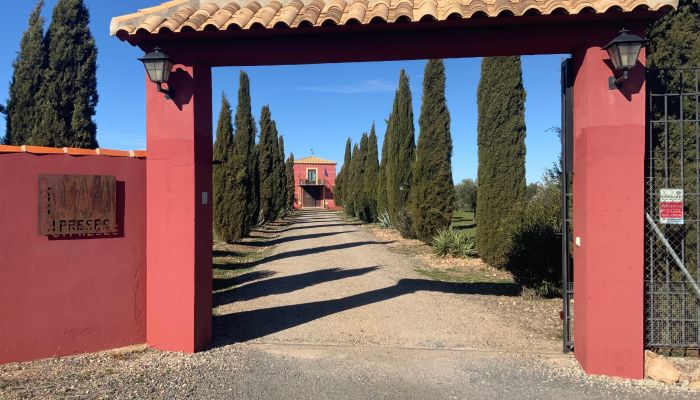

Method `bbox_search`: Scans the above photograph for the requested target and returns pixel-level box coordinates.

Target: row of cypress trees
[337,60,455,244]
[213,72,295,243]
[3,0,98,148]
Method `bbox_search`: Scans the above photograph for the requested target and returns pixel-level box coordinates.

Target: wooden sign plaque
[38,174,117,237]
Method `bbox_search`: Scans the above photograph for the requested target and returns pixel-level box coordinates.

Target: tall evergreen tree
[410,60,454,243]
[286,153,296,209]
[224,72,257,241]
[345,143,360,216]
[269,121,282,218]
[386,70,415,222]
[250,143,261,227]
[4,1,46,145]
[377,123,390,217]
[354,134,370,219]
[213,94,234,241]
[257,106,277,222]
[362,124,380,222]
[476,56,527,266]
[277,136,289,214]
[36,0,98,148]
[335,138,352,207]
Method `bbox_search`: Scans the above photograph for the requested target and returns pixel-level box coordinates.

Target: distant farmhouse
[293,156,337,209]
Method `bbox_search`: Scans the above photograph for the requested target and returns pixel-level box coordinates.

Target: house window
[307,169,317,184]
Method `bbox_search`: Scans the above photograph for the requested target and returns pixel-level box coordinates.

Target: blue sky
[0,1,567,183]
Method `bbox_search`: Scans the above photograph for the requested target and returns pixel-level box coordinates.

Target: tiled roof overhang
[110,0,677,38]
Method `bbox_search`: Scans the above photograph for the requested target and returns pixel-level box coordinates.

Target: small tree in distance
[286,153,296,209]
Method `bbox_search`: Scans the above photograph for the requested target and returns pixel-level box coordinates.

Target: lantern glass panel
[606,45,623,71]
[143,60,165,83]
[161,59,173,82]
[618,42,642,69]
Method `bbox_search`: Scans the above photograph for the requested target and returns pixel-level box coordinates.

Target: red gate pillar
[146,64,213,352]
[572,39,646,379]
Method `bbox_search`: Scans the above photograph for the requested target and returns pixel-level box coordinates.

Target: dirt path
[2,209,698,399]
[213,209,558,352]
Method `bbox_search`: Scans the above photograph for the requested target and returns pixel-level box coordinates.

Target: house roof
[0,145,146,158]
[110,0,676,37]
[295,156,336,164]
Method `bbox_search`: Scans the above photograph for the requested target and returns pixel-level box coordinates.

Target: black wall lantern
[602,29,647,90]
[139,47,175,99]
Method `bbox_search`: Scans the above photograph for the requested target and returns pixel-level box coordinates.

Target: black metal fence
[646,67,700,353]
[561,59,574,353]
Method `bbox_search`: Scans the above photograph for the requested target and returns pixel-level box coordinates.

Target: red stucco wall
[572,39,646,378]
[293,162,337,209]
[0,153,147,364]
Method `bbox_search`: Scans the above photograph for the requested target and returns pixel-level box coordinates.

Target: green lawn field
[451,210,476,236]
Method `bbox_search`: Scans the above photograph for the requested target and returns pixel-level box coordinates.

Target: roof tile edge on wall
[0,145,147,159]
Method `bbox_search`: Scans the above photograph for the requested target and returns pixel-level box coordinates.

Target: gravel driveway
[1,209,697,399]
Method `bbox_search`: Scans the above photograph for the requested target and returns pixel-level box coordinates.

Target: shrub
[504,183,562,297]
[395,209,416,239]
[433,229,477,258]
[378,210,392,229]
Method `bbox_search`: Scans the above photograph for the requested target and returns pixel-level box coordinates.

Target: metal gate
[561,58,574,353]
[646,67,700,352]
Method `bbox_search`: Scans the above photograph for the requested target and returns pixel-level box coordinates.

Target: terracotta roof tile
[0,145,147,159]
[295,156,336,164]
[111,0,678,36]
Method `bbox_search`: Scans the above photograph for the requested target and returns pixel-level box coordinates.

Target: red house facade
[293,156,337,209]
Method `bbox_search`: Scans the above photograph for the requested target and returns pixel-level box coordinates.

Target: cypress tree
[269,121,282,218]
[355,134,369,219]
[213,94,234,241]
[476,57,527,267]
[345,143,360,216]
[36,0,98,148]
[386,70,415,222]
[362,124,380,222]
[257,106,277,222]
[286,153,296,209]
[250,144,261,227]
[377,123,390,217]
[277,136,289,214]
[410,59,454,243]
[225,71,257,241]
[4,1,46,145]
[335,138,352,207]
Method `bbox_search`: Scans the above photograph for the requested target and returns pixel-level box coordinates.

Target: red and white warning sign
[660,188,684,225]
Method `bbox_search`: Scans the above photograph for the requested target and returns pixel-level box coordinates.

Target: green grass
[416,267,513,285]
[451,210,476,236]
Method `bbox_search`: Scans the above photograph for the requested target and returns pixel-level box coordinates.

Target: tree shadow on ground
[213,266,379,306]
[453,223,477,230]
[215,241,394,271]
[212,277,521,346]
[244,230,356,247]
[256,222,362,234]
[213,270,276,291]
